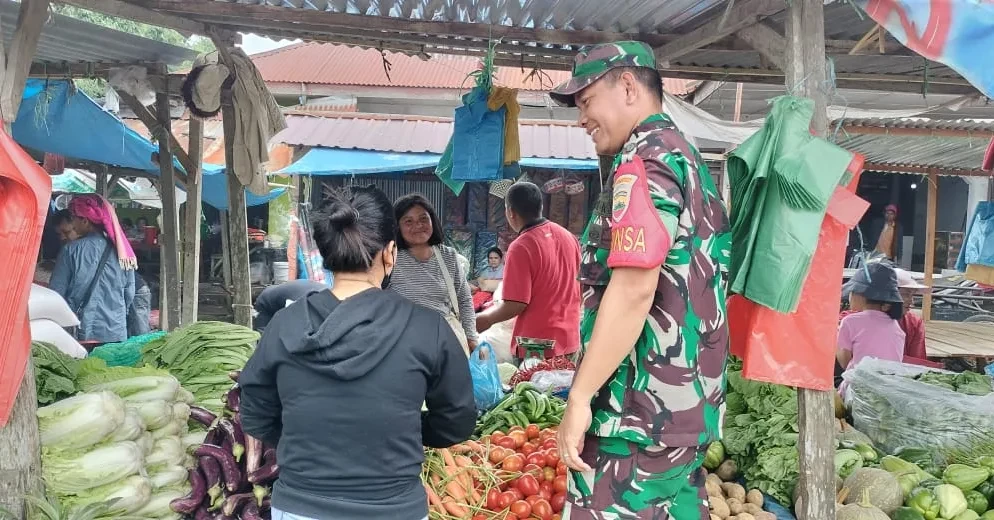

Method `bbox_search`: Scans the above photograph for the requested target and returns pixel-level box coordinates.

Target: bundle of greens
[141,321,258,414]
[33,341,80,406]
[910,370,994,396]
[721,362,799,506]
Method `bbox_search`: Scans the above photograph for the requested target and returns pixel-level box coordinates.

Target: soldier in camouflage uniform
[549,41,732,519]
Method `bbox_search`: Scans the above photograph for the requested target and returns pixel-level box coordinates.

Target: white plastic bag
[30,319,87,358]
[479,282,515,364]
[29,284,80,327]
[530,370,575,392]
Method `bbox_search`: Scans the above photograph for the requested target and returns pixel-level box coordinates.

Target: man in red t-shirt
[476,182,581,360]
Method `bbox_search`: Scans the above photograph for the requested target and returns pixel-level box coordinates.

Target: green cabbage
[77,359,180,403]
[150,419,186,440]
[65,475,152,515]
[146,437,185,469]
[135,432,154,456]
[128,400,173,430]
[148,465,188,490]
[131,487,190,518]
[42,441,144,494]
[181,431,207,453]
[176,387,196,405]
[171,402,191,423]
[107,408,146,443]
[37,391,126,450]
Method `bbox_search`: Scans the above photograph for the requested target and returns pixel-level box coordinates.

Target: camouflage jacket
[578,113,731,448]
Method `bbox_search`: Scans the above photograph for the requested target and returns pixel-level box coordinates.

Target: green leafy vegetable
[42,441,145,495]
[77,359,179,403]
[63,475,151,515]
[37,391,126,450]
[33,342,79,406]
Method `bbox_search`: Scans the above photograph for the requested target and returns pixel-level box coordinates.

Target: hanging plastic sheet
[488,194,508,232]
[729,159,869,390]
[452,87,506,182]
[0,128,53,425]
[443,187,467,227]
[445,228,476,268]
[956,201,994,271]
[466,183,489,226]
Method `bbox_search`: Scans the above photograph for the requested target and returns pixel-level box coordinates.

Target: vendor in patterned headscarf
[49,194,138,344]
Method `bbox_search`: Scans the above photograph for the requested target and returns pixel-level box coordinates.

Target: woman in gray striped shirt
[390,194,478,353]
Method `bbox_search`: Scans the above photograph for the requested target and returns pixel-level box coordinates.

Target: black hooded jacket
[239,288,476,520]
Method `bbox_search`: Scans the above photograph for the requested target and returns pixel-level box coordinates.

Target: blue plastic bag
[469,341,504,412]
[452,87,505,181]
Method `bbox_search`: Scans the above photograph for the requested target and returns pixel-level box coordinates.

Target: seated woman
[895,268,928,360]
[472,247,504,310]
[239,186,476,520]
[837,261,906,376]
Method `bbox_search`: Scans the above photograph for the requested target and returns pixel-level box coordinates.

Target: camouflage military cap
[549,41,657,107]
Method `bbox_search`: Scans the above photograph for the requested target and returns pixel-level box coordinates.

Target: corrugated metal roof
[1,1,195,66]
[835,119,994,172]
[273,112,597,159]
[253,42,699,95]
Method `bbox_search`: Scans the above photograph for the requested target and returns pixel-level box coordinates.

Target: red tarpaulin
[0,128,52,425]
[728,155,869,391]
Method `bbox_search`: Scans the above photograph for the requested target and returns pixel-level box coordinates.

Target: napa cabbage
[37,391,125,450]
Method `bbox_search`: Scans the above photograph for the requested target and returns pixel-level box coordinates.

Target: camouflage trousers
[563,435,708,520]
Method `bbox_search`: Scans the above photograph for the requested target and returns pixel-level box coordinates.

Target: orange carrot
[441,497,469,518]
[426,483,445,508]
[439,448,458,469]
[445,479,468,501]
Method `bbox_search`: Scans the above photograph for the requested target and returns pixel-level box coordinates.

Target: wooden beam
[862,162,993,177]
[137,0,669,47]
[0,360,41,518]
[841,124,994,139]
[691,80,725,105]
[654,0,786,62]
[735,22,786,71]
[117,89,194,184]
[784,0,834,519]
[180,115,204,325]
[156,82,182,329]
[212,33,253,328]
[1,0,51,123]
[849,25,881,55]
[61,0,204,35]
[923,172,938,322]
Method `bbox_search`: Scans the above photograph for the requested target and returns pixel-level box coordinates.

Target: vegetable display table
[925,321,994,358]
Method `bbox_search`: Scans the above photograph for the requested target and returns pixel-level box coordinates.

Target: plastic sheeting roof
[13,80,284,209]
[276,147,596,176]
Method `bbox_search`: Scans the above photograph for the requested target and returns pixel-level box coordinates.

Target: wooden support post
[0,0,51,514]
[156,83,182,330]
[96,167,109,198]
[220,83,253,328]
[922,172,938,322]
[181,116,204,325]
[784,0,835,519]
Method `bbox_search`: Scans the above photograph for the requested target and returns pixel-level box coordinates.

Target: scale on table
[516,336,556,370]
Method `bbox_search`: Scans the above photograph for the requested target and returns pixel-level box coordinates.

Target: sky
[239,33,300,55]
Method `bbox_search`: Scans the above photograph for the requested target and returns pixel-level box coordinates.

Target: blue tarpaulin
[276,147,597,176]
[13,79,284,209]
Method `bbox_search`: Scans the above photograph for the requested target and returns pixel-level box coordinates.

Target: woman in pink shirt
[838,261,907,372]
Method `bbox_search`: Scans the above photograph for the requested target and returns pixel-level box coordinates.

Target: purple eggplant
[170,468,207,514]
[198,455,223,504]
[225,385,241,414]
[216,418,245,463]
[195,444,242,494]
[189,406,218,427]
[252,485,268,507]
[221,492,255,517]
[262,448,277,466]
[194,507,211,520]
[247,462,279,485]
[241,502,264,520]
[203,426,222,447]
[245,434,263,474]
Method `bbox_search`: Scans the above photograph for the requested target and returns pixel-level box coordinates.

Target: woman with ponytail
[239,186,475,520]
[49,194,137,344]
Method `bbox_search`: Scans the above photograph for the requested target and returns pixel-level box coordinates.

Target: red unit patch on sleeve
[607,156,671,269]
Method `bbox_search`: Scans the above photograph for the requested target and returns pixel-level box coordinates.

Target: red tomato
[497,437,518,450]
[542,438,558,451]
[526,495,542,507]
[509,500,532,518]
[556,461,568,476]
[523,463,544,479]
[520,442,537,457]
[545,449,561,468]
[486,488,502,511]
[491,431,505,443]
[515,474,541,498]
[506,515,519,520]
[553,475,568,494]
[472,515,487,520]
[509,488,524,502]
[509,425,525,434]
[508,430,528,449]
[551,492,566,513]
[531,499,553,520]
[527,452,548,468]
[543,467,556,483]
[502,453,525,472]
[498,491,517,510]
[489,447,507,464]
[525,424,541,439]
[539,481,553,501]
[552,514,562,520]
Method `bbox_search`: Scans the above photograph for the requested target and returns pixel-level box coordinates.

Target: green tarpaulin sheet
[727,95,857,313]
